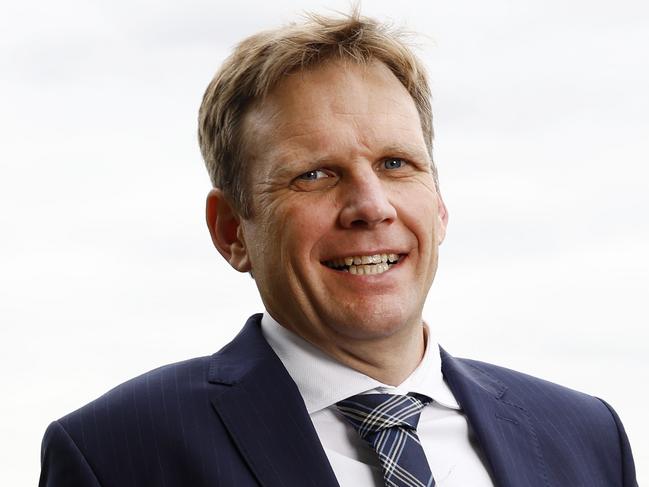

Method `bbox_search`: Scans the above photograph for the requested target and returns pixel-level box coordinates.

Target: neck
[300,319,427,386]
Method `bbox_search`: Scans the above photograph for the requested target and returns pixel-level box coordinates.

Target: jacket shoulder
[41,356,228,486]
[455,356,612,416]
[52,356,213,466]
[451,356,637,486]
[58,356,212,428]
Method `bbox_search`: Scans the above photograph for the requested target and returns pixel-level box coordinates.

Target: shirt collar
[260,312,460,414]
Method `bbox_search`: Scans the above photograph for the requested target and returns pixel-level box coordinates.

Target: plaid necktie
[336,393,435,487]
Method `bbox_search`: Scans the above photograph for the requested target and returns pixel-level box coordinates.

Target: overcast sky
[1,0,648,484]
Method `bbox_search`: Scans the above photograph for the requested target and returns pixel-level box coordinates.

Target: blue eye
[298,169,328,180]
[384,158,405,170]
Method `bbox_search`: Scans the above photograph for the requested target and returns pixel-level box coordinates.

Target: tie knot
[336,393,431,439]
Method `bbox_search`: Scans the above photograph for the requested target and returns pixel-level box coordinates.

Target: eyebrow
[380,144,431,163]
[266,155,323,181]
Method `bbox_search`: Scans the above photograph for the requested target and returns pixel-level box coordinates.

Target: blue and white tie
[336,393,435,487]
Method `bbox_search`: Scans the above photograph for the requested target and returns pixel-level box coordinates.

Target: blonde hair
[198,10,435,217]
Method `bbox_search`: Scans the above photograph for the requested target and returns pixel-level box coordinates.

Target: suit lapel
[207,315,340,487]
[441,350,550,487]
[206,317,551,487]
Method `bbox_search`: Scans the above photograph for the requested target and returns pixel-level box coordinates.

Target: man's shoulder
[448,354,617,423]
[454,355,598,398]
[443,354,637,485]
[53,315,271,434]
[39,342,278,486]
[56,355,212,432]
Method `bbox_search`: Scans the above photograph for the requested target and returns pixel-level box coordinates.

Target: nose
[338,172,397,229]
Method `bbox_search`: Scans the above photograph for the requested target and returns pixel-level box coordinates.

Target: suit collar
[260,313,460,414]
[207,313,275,385]
[207,314,340,487]
[207,318,550,487]
[441,349,550,487]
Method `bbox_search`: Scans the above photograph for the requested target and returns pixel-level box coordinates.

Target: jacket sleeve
[598,399,638,487]
[39,420,102,487]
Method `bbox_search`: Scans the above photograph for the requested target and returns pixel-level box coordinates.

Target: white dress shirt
[261,313,495,486]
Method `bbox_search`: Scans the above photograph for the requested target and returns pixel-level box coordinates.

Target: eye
[291,168,337,191]
[298,169,330,181]
[383,158,406,170]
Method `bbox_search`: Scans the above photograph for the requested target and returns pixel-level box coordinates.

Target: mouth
[322,253,404,275]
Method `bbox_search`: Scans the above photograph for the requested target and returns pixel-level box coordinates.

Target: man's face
[234,60,447,348]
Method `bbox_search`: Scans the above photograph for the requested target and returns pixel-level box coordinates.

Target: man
[39,11,637,487]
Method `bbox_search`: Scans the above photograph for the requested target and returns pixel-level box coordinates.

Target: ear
[205,189,252,272]
[435,192,449,245]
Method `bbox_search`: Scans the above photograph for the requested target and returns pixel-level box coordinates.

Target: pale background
[1,0,647,484]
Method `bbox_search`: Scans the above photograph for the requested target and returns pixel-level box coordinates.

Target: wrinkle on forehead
[241,59,429,186]
[246,60,417,135]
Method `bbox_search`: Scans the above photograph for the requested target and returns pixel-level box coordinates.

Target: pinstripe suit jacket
[40,314,637,486]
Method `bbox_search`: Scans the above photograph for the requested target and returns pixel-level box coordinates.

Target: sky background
[1,0,647,484]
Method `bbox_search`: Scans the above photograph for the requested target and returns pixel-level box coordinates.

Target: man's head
[201,11,448,360]
[198,10,437,218]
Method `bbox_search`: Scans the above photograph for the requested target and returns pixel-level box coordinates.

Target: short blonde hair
[198,10,435,217]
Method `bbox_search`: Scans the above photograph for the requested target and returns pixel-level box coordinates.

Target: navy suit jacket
[40,314,637,486]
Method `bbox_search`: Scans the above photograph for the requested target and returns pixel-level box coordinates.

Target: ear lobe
[205,189,252,272]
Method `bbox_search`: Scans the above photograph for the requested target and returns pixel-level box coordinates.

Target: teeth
[324,253,401,275]
[344,262,391,275]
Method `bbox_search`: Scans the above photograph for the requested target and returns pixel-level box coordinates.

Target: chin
[327,304,419,341]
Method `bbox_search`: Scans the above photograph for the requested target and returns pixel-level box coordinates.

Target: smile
[323,253,402,275]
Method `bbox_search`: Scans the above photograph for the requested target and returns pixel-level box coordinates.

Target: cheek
[255,207,329,275]
[283,195,336,237]
[394,186,439,234]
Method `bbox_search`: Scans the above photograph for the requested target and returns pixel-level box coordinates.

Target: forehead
[242,60,425,159]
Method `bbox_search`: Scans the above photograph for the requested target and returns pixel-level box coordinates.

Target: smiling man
[208,58,446,387]
[40,11,637,487]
